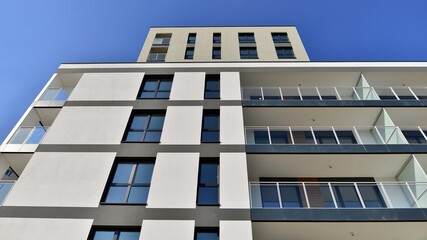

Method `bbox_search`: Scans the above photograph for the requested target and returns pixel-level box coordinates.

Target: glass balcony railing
[245,126,410,145]
[39,88,73,101]
[8,126,49,144]
[0,181,14,205]
[242,86,427,101]
[147,53,166,62]
[250,181,427,209]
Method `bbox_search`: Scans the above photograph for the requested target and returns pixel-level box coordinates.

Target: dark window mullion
[123,163,138,203]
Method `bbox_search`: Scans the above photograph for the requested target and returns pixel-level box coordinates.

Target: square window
[271,33,289,43]
[238,33,255,43]
[240,47,258,59]
[276,47,295,59]
[138,76,172,99]
[103,161,154,204]
[185,47,194,59]
[124,113,165,143]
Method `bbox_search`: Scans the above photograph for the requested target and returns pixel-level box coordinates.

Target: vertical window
[276,47,295,59]
[103,161,154,204]
[212,47,221,59]
[204,75,220,99]
[201,112,220,143]
[185,47,194,59]
[197,160,219,205]
[238,33,255,43]
[195,229,219,240]
[138,76,172,99]
[188,33,197,44]
[124,113,165,142]
[240,47,258,59]
[90,229,140,240]
[213,33,221,43]
[271,33,289,43]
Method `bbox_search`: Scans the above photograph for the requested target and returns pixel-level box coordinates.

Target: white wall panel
[220,72,241,100]
[220,106,245,144]
[140,220,195,240]
[220,221,253,240]
[4,152,115,207]
[147,153,199,208]
[68,72,144,101]
[161,106,203,145]
[0,218,93,240]
[170,72,205,100]
[42,106,132,144]
[220,153,250,208]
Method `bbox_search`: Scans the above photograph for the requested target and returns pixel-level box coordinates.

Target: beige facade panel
[68,72,144,101]
[3,152,115,207]
[41,106,132,145]
[140,220,195,240]
[169,72,205,100]
[220,106,245,144]
[0,218,93,240]
[160,106,203,145]
[220,72,241,100]
[220,153,250,208]
[138,26,309,62]
[220,221,253,240]
[147,153,199,208]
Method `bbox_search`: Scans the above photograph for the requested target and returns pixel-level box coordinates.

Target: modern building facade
[1,26,427,240]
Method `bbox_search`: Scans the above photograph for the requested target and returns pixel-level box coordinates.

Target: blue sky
[0,0,427,141]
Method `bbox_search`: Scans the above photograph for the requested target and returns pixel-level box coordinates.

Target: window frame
[137,75,173,99]
[123,112,165,143]
[101,159,155,205]
[194,228,219,240]
[188,33,197,44]
[212,47,221,59]
[185,47,195,59]
[275,47,295,59]
[213,33,221,43]
[201,111,220,143]
[238,33,255,43]
[240,47,258,59]
[197,159,220,206]
[204,75,220,99]
[271,32,290,43]
[88,227,141,240]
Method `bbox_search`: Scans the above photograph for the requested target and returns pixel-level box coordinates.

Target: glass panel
[9,127,33,144]
[402,131,427,144]
[201,131,219,142]
[198,187,219,204]
[206,80,220,90]
[292,131,315,144]
[140,92,156,98]
[148,116,165,129]
[127,186,149,203]
[260,184,280,208]
[305,183,335,208]
[279,184,303,208]
[40,89,59,101]
[196,232,218,240]
[93,231,115,240]
[358,184,386,208]
[203,115,219,130]
[143,131,162,142]
[263,88,281,100]
[242,88,263,100]
[119,232,140,240]
[124,131,144,142]
[143,80,158,91]
[0,183,13,204]
[112,164,133,183]
[105,186,127,203]
[314,131,337,144]
[25,127,47,144]
[155,91,170,99]
[335,131,357,144]
[205,92,220,99]
[270,130,290,144]
[133,163,154,184]
[254,130,270,144]
[332,184,362,208]
[130,115,148,129]
[159,80,172,91]
[281,87,301,100]
[54,89,70,101]
[200,163,218,184]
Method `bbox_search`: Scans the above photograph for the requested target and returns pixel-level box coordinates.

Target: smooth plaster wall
[42,106,132,144]
[220,106,245,144]
[169,72,205,100]
[68,73,144,101]
[0,218,93,240]
[140,220,195,240]
[220,221,253,240]
[220,72,241,100]
[160,106,203,145]
[4,152,116,207]
[147,153,199,208]
[220,153,250,208]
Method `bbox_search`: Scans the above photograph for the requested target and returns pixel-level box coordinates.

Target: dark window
[185,47,194,59]
[195,229,219,240]
[213,33,221,43]
[201,112,219,143]
[197,160,219,205]
[212,47,221,59]
[124,113,165,142]
[188,33,197,44]
[402,130,427,144]
[103,161,154,204]
[90,229,140,240]
[240,47,258,59]
[238,33,255,43]
[205,75,220,99]
[272,33,289,43]
[276,47,295,59]
[335,131,358,144]
[138,76,172,99]
[313,131,337,144]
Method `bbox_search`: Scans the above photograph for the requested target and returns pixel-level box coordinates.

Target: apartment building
[1,26,427,240]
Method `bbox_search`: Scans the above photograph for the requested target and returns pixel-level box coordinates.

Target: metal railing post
[405,182,420,208]
[390,87,400,100]
[289,126,295,144]
[267,127,272,144]
[353,126,363,144]
[374,126,387,144]
[316,87,323,100]
[278,87,284,100]
[297,87,303,100]
[328,182,338,208]
[352,87,361,100]
[334,87,342,100]
[418,126,427,142]
[310,126,317,144]
[260,87,265,100]
[276,183,283,208]
[354,183,366,208]
[408,87,419,100]
[332,126,340,144]
[302,182,310,208]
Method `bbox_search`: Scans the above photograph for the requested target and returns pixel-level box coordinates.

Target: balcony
[0,180,14,205]
[250,181,427,222]
[242,86,427,107]
[39,88,73,102]
[8,126,49,145]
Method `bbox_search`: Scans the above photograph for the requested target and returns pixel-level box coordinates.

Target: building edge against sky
[1,26,427,240]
